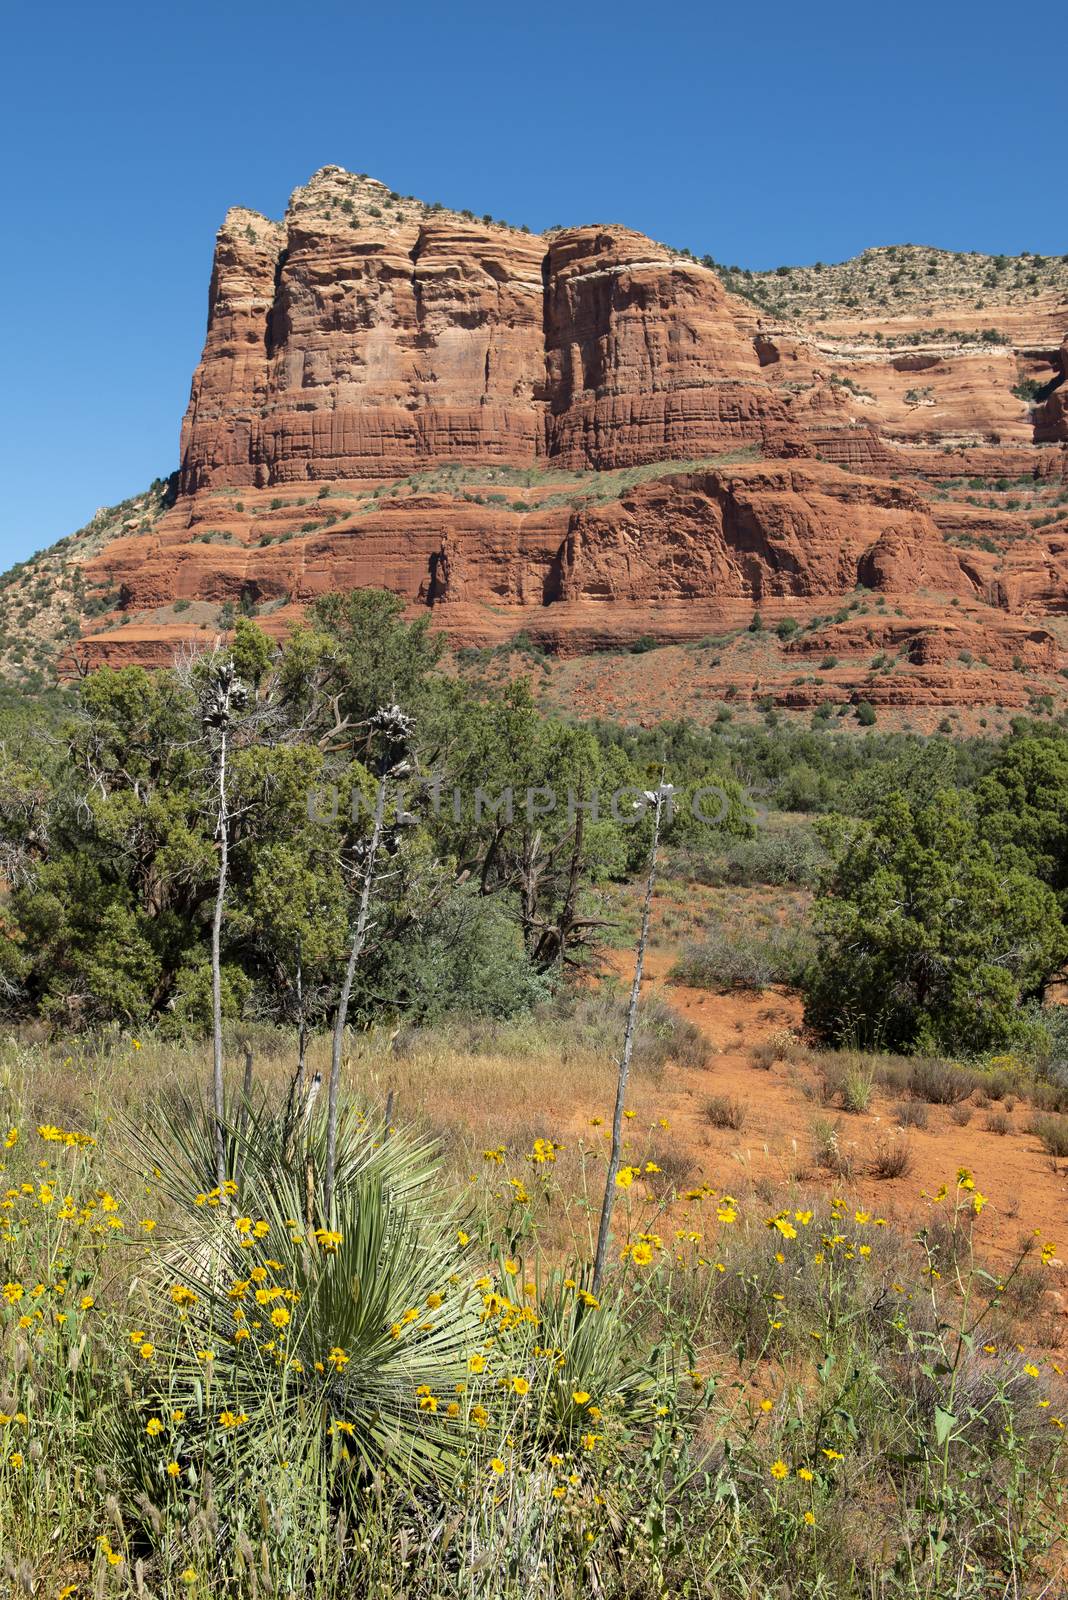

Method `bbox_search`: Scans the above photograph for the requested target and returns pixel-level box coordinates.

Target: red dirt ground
[597,916,1068,1297]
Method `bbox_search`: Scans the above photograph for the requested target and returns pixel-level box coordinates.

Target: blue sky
[1,0,1064,567]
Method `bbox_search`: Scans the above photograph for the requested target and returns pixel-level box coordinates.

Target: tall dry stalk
[592,784,668,1291]
[199,654,249,1188]
[323,768,388,1218]
[322,703,412,1218]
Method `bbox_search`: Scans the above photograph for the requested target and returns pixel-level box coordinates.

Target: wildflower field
[1,1032,1066,1600]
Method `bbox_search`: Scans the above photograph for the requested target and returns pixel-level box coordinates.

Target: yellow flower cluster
[36,1123,96,1149]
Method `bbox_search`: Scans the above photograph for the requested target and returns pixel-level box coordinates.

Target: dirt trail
[605,934,1068,1282]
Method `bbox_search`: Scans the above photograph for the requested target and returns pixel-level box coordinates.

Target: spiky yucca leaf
[131,1087,439,1223]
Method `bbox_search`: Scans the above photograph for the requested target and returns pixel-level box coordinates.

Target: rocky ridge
[7,166,1068,722]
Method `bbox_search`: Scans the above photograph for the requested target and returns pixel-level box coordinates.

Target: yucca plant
[113,1097,485,1536]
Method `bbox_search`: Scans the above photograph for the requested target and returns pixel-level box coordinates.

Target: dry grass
[811,1116,855,1179]
[869,1132,914,1180]
[812,1054,875,1114]
[703,1093,746,1131]
[0,989,708,1203]
[907,1057,976,1105]
[1027,1113,1068,1160]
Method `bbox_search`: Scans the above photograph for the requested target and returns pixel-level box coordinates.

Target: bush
[672,916,814,991]
[363,886,550,1023]
[673,824,827,889]
[869,1133,913,1179]
[908,1057,976,1105]
[810,1116,854,1177]
[750,1030,796,1070]
[703,1093,746,1130]
[1030,1002,1068,1087]
[804,792,1065,1054]
[163,958,252,1036]
[816,1053,875,1112]
[1028,1113,1068,1159]
[855,701,877,725]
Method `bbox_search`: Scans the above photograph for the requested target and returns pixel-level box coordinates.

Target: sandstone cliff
[6,165,1068,722]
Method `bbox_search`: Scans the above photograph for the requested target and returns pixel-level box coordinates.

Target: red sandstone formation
[48,165,1068,713]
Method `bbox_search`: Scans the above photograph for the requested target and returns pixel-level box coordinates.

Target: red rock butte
[63,167,1068,712]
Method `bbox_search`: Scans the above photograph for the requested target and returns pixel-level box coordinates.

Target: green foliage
[670,821,827,888]
[804,793,1067,1054]
[362,884,551,1022]
[7,1069,1066,1599]
[229,615,274,686]
[115,1102,482,1510]
[0,592,753,1034]
[976,733,1068,897]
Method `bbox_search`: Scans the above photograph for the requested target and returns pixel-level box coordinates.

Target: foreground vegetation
[2,1024,1066,1599]
[6,588,1068,1593]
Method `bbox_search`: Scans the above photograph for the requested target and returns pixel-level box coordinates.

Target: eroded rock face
[541,228,776,467]
[66,166,1068,709]
[180,182,782,492]
[181,196,548,491]
[559,465,959,604]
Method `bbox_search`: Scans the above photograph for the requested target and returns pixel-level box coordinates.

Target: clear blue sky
[1,0,1064,567]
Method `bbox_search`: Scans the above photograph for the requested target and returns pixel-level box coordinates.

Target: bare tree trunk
[323,768,388,1218]
[592,789,665,1292]
[519,830,541,956]
[210,721,229,1189]
[294,935,308,1096]
[555,808,586,966]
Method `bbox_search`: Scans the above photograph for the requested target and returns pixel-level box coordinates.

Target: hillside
[0,477,174,688]
[724,242,1068,322]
